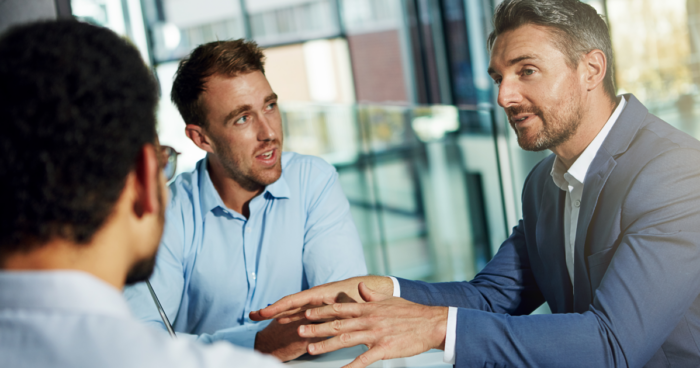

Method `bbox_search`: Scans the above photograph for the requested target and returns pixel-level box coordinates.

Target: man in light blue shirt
[0,20,282,368]
[124,39,367,361]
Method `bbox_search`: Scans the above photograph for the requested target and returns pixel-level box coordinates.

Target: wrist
[430,306,449,350]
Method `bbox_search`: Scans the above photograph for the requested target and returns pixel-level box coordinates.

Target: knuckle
[332,303,343,312]
[332,319,343,332]
[339,333,352,343]
[359,354,371,365]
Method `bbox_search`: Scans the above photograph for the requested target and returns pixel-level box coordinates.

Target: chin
[125,255,157,285]
[256,166,283,186]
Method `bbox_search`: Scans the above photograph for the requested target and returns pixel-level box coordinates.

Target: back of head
[0,20,158,259]
[488,0,616,99]
[171,39,265,128]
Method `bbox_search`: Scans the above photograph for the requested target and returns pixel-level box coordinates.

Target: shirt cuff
[443,307,457,364]
[388,276,401,297]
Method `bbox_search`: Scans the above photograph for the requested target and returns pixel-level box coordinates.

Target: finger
[307,330,375,355]
[358,282,390,303]
[305,302,364,321]
[256,290,326,319]
[298,317,368,338]
[277,310,308,324]
[343,347,387,368]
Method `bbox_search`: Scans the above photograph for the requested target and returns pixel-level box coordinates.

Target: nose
[256,114,277,142]
[497,77,522,109]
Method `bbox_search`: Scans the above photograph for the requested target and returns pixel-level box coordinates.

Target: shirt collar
[0,270,132,319]
[197,155,291,217]
[550,95,627,189]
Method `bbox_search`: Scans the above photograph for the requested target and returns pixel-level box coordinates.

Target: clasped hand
[251,279,447,368]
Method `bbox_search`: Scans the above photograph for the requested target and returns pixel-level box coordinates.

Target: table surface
[285,346,451,368]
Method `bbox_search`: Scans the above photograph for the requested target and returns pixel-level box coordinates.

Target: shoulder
[621,114,700,178]
[282,151,337,175]
[281,151,338,186]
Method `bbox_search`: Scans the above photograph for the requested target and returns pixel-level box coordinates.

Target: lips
[255,148,277,166]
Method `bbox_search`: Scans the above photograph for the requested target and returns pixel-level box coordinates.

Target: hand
[250,275,393,324]
[298,282,448,368]
[254,318,322,362]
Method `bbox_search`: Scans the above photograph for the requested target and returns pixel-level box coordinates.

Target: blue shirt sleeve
[301,161,368,287]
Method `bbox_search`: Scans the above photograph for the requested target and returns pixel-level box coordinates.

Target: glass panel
[147,0,245,62]
[246,0,341,46]
[607,0,700,137]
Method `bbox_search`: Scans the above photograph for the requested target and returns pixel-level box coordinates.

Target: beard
[210,135,283,192]
[507,93,583,152]
[125,179,166,286]
[125,255,157,285]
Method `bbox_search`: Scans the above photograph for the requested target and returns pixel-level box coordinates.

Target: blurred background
[4,0,700,295]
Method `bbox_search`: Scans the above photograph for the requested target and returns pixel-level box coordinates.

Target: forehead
[203,70,272,105]
[489,24,568,71]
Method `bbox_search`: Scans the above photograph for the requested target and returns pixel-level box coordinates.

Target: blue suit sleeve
[398,220,544,315]
[301,163,367,287]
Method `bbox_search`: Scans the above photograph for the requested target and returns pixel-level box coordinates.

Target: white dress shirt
[0,270,283,368]
[390,96,628,365]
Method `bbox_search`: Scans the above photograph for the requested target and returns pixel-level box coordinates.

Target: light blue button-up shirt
[0,271,283,368]
[124,152,367,348]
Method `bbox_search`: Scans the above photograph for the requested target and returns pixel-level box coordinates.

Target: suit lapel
[573,155,616,312]
[536,179,573,313]
[571,94,648,312]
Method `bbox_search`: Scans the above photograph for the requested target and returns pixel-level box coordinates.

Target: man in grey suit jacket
[252,0,700,366]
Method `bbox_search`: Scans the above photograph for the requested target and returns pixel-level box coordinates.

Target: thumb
[358,282,390,303]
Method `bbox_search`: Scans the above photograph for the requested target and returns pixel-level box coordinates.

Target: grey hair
[487,0,616,99]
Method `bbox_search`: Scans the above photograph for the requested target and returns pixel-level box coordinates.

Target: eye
[522,69,535,76]
[234,115,249,125]
[492,78,502,87]
[265,102,277,111]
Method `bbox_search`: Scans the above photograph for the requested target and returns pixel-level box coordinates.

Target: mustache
[255,139,282,153]
[506,105,543,119]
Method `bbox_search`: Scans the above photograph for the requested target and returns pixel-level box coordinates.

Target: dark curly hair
[0,20,158,255]
[171,39,265,128]
[488,0,616,100]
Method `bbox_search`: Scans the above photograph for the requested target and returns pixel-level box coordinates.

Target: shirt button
[246,227,252,232]
[574,200,581,208]
[250,272,256,280]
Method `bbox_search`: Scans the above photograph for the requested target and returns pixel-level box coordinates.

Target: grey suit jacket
[399,94,700,367]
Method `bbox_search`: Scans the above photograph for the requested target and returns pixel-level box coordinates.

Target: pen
[146,280,176,339]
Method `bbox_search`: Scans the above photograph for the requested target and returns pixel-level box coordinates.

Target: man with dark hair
[0,20,282,368]
[254,0,700,366]
[124,39,367,361]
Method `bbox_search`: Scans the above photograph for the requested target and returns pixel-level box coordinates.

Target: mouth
[510,114,536,126]
[255,148,277,166]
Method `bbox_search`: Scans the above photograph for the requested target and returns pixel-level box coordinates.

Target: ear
[581,49,607,92]
[186,124,215,154]
[133,143,162,218]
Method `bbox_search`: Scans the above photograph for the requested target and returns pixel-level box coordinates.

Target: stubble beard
[509,94,583,152]
[211,135,283,193]
[125,182,165,286]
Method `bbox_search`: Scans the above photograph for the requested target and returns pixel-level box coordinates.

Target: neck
[552,95,619,169]
[1,228,131,290]
[206,154,263,218]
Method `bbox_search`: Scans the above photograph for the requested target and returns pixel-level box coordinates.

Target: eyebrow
[488,54,539,76]
[224,104,252,125]
[264,92,278,104]
[222,93,278,125]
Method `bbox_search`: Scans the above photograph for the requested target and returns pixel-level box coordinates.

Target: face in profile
[125,146,168,285]
[201,70,283,191]
[488,24,586,151]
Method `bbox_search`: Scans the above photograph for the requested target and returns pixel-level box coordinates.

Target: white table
[285,346,451,368]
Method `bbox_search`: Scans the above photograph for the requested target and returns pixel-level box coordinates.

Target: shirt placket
[242,195,265,322]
